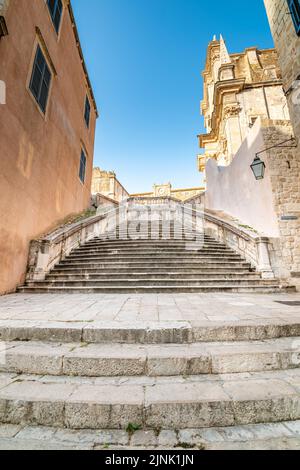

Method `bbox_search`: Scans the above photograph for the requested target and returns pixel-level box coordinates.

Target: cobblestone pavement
[0,292,299,324]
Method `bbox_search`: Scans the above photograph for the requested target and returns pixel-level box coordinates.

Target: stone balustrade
[26,207,120,282]
[202,210,275,279]
[26,197,278,282]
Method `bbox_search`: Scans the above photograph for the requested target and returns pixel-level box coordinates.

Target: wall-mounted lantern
[250,136,297,181]
[250,156,266,180]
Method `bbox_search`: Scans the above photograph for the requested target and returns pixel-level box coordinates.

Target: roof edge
[67,0,99,118]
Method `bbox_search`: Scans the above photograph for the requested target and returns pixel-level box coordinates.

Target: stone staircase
[0,316,300,449]
[19,220,291,294]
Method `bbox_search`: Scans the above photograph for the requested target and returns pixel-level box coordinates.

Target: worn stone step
[30,279,274,288]
[1,421,300,450]
[66,255,244,262]
[47,272,260,281]
[19,285,286,294]
[51,267,254,275]
[1,337,300,377]
[1,319,300,344]
[73,248,235,255]
[0,370,300,429]
[59,260,252,268]
[96,234,208,240]
[83,241,224,248]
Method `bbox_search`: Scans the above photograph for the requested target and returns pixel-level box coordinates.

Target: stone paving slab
[0,294,300,345]
[0,293,299,324]
[0,421,300,450]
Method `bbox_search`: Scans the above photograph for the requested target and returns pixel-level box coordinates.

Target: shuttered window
[47,0,63,34]
[79,150,87,183]
[84,96,91,128]
[29,45,52,114]
[288,0,300,35]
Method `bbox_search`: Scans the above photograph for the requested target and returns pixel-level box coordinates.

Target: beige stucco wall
[0,0,97,294]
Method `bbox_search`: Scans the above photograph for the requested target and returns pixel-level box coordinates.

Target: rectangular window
[288,0,300,35]
[29,45,52,114]
[79,150,87,183]
[84,95,91,128]
[47,0,63,34]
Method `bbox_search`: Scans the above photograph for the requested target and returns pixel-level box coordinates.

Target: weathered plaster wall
[205,118,299,280]
[205,119,280,237]
[0,0,97,294]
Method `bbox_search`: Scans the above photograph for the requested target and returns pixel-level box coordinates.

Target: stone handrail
[26,206,120,282]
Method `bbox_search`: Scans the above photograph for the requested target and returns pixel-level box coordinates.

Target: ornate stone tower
[198,36,289,179]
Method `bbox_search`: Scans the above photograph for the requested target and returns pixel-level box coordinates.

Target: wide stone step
[0,370,300,429]
[31,279,273,288]
[1,319,300,344]
[96,234,209,241]
[2,421,300,450]
[19,285,286,294]
[59,260,251,269]
[51,267,254,275]
[83,241,225,248]
[66,254,244,262]
[1,337,300,377]
[47,272,260,281]
[73,248,235,255]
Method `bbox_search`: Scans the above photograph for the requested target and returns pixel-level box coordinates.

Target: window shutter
[288,0,300,35]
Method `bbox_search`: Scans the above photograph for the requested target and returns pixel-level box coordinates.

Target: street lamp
[250,136,297,181]
[251,156,266,180]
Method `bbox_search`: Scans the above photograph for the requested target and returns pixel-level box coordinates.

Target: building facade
[198,35,300,285]
[198,36,289,181]
[0,0,98,294]
[91,168,129,202]
[131,183,205,202]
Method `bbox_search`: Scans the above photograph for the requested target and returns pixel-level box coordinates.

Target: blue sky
[72,0,274,194]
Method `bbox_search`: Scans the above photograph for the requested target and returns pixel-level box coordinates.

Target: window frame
[84,95,91,128]
[29,44,52,115]
[79,149,87,184]
[46,0,63,35]
[288,0,300,35]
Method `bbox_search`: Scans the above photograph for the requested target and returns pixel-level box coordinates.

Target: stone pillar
[256,237,275,279]
[224,104,242,163]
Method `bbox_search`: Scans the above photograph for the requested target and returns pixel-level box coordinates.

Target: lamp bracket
[255,136,297,158]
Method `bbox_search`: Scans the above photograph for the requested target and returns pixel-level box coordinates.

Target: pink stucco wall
[0,0,97,294]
